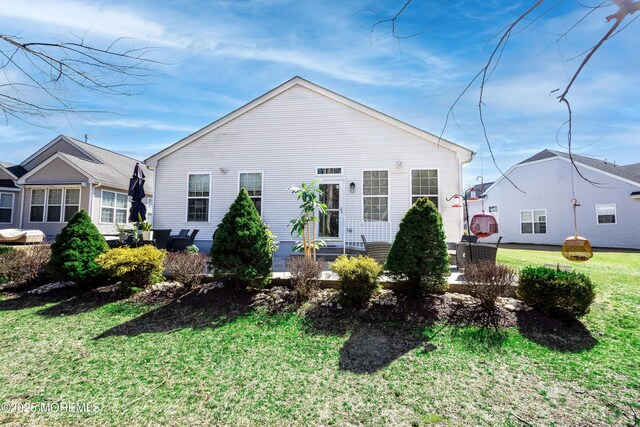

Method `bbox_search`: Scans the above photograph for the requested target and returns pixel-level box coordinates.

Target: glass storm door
[318,182,341,239]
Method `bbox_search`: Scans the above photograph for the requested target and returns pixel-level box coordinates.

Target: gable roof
[146,76,474,165]
[16,135,153,191]
[519,149,640,184]
[486,149,640,193]
[0,161,27,179]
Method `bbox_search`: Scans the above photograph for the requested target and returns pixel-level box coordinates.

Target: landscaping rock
[28,281,75,294]
[198,282,225,295]
[497,297,532,312]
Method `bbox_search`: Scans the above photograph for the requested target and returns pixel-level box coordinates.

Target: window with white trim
[146,197,153,225]
[0,193,14,223]
[596,204,616,224]
[100,190,128,224]
[47,189,63,222]
[187,174,210,222]
[411,169,438,208]
[520,209,547,234]
[317,167,342,175]
[239,172,262,215]
[30,189,46,222]
[363,170,388,221]
[64,189,80,221]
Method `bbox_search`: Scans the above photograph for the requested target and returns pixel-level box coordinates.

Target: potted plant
[114,223,130,242]
[137,214,153,241]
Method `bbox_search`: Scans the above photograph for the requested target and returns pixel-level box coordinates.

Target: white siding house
[468,150,640,249]
[146,77,474,248]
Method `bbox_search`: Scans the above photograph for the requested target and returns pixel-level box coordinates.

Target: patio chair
[168,229,199,252]
[361,235,392,265]
[152,229,172,250]
[455,237,502,269]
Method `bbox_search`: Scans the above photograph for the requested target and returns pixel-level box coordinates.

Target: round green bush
[47,209,108,284]
[210,188,274,288]
[331,255,382,306]
[385,197,449,295]
[96,245,166,289]
[518,266,596,318]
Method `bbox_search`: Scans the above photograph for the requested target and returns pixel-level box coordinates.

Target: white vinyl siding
[0,193,14,223]
[410,169,438,208]
[101,190,128,224]
[520,209,547,234]
[187,174,210,222]
[363,170,389,221]
[596,204,616,224]
[239,172,263,215]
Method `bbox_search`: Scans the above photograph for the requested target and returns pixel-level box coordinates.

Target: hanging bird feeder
[562,198,593,262]
[451,195,462,208]
[470,211,498,238]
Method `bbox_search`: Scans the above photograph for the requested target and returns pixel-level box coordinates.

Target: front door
[318,182,341,240]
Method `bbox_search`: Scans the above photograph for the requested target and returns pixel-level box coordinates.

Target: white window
[520,209,547,234]
[146,197,153,225]
[101,190,128,224]
[239,172,263,215]
[411,169,438,208]
[596,204,616,224]
[363,170,388,221]
[317,167,342,175]
[30,189,46,222]
[187,174,210,222]
[0,193,14,223]
[47,189,63,222]
[64,189,80,221]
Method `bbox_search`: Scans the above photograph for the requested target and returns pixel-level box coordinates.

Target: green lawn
[0,248,638,426]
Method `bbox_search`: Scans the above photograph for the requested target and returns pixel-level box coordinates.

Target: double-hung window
[30,188,81,223]
[363,170,388,221]
[47,189,63,222]
[0,193,14,223]
[411,169,438,208]
[520,209,547,234]
[64,189,80,221]
[100,190,128,224]
[187,174,210,222]
[30,189,46,222]
[596,204,616,224]
[239,172,263,215]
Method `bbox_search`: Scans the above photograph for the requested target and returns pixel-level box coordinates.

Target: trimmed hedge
[48,210,108,283]
[331,255,382,306]
[518,266,596,318]
[385,197,449,294]
[96,245,166,289]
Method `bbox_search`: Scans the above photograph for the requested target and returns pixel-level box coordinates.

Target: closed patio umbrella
[128,162,147,222]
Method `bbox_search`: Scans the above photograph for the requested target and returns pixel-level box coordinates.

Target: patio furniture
[455,237,502,269]
[152,229,172,250]
[361,235,392,264]
[168,229,199,252]
[460,234,478,243]
[0,229,45,244]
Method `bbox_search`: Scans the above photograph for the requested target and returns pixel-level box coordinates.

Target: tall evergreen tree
[385,198,450,294]
[210,188,273,287]
[48,209,108,284]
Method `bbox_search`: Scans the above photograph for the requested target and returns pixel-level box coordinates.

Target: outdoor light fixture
[349,182,356,193]
[220,168,228,174]
[396,161,403,168]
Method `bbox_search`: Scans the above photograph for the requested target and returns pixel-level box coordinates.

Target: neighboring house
[146,77,474,249]
[468,149,640,249]
[0,135,153,238]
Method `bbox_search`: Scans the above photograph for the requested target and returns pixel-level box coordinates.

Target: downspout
[17,184,25,229]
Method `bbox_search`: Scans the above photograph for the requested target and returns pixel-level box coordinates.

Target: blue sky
[1,0,638,189]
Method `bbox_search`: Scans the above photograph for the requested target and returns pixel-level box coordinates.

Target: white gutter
[89,181,101,221]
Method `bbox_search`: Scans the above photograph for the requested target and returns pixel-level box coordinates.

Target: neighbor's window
[239,172,262,215]
[46,189,63,222]
[146,196,153,225]
[101,190,128,224]
[30,189,46,222]
[520,209,547,234]
[596,204,616,224]
[411,169,438,208]
[187,174,210,222]
[363,170,388,221]
[0,193,14,223]
[64,189,80,222]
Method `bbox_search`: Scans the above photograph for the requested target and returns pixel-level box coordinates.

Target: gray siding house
[146,77,474,248]
[1,135,153,238]
[468,150,640,249]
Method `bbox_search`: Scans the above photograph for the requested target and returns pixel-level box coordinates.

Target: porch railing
[343,218,399,252]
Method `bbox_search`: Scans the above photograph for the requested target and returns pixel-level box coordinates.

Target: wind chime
[561,198,593,262]
[469,176,498,238]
